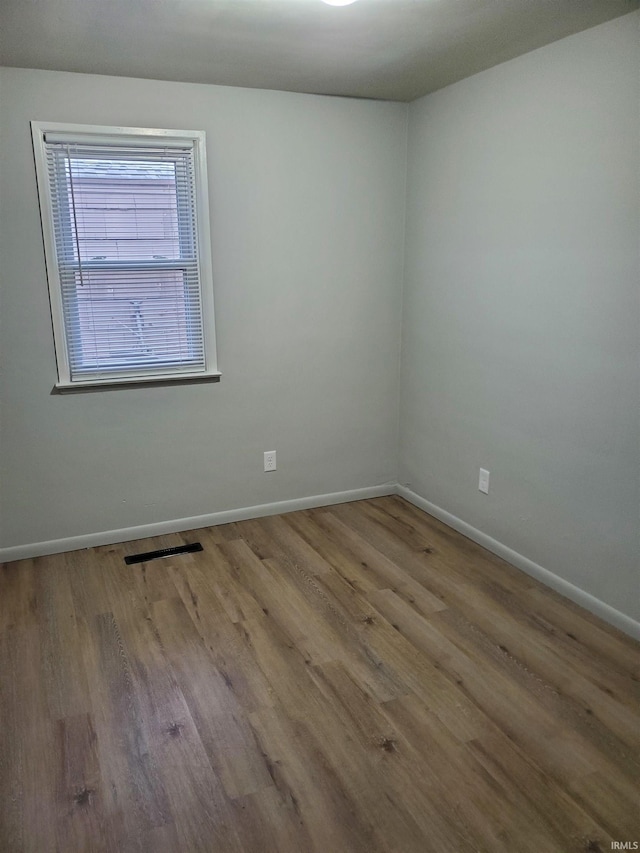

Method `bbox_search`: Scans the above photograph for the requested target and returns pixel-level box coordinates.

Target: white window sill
[53,371,221,392]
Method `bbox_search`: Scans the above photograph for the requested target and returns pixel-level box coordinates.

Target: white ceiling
[0,0,637,102]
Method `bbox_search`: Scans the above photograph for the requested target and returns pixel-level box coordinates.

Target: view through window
[67,155,198,370]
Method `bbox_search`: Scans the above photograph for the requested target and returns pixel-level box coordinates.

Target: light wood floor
[1,496,638,853]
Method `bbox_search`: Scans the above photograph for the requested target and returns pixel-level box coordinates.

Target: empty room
[0,0,638,851]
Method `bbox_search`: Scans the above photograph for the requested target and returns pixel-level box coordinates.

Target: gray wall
[0,68,407,547]
[399,13,639,620]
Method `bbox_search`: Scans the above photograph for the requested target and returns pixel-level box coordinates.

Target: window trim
[31,121,220,389]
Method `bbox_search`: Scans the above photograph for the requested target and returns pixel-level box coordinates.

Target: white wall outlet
[478,468,490,494]
[264,450,277,472]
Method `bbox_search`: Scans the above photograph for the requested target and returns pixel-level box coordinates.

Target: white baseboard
[396,485,640,642]
[0,483,395,564]
[3,480,637,642]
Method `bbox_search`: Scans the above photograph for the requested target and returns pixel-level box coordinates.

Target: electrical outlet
[478,468,490,494]
[264,450,277,472]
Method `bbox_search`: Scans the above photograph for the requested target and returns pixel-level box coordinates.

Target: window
[31,122,219,388]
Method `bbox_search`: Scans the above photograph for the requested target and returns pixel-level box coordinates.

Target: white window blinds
[32,124,218,387]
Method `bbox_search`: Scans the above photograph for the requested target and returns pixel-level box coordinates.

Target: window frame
[31,121,220,389]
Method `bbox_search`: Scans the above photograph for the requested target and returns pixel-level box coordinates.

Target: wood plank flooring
[1,495,638,852]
